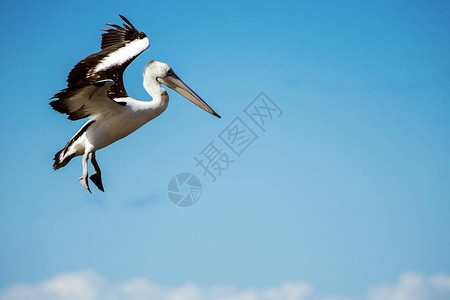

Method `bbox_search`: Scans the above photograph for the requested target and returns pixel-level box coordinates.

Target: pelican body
[51,16,220,194]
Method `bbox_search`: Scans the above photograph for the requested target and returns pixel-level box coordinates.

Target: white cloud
[367,272,450,300]
[1,271,449,300]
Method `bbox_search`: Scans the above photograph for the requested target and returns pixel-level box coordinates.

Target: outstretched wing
[51,80,123,120]
[50,15,149,120]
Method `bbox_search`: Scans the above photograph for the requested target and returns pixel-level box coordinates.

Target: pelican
[50,15,220,194]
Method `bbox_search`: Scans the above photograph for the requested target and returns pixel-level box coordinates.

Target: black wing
[101,15,144,51]
[50,15,149,120]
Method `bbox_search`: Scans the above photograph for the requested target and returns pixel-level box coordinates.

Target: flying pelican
[50,15,220,194]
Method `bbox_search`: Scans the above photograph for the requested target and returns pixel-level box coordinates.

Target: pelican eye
[166,69,173,76]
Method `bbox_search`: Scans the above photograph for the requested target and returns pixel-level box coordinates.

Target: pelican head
[144,61,220,118]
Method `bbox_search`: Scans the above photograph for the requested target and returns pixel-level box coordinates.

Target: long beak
[158,73,221,118]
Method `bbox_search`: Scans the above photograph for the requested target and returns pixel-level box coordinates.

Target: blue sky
[1,0,449,299]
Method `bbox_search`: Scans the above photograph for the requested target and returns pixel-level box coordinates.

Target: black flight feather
[50,15,149,120]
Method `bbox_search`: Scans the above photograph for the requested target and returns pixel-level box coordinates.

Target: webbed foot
[79,176,92,195]
[90,173,104,192]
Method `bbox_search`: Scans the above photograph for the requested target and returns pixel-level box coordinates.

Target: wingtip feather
[119,15,136,29]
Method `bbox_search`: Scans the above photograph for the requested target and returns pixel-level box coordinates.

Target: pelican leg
[89,152,104,192]
[79,152,92,194]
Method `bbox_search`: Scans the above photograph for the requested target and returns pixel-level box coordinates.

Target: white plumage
[51,16,220,194]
